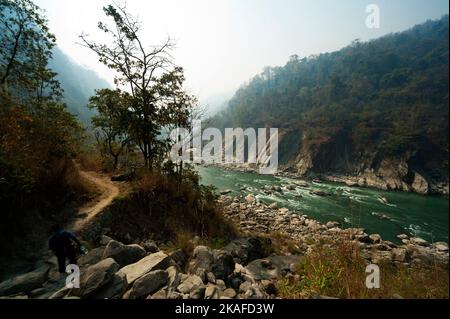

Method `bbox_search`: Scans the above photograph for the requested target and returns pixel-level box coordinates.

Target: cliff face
[284,129,448,195]
[210,17,449,195]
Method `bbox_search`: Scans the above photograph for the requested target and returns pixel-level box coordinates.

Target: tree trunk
[1,25,23,86]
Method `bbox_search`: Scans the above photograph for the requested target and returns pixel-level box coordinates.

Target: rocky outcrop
[188,246,214,274]
[118,251,171,286]
[0,234,298,300]
[76,258,119,298]
[286,137,449,195]
[90,272,127,299]
[0,265,49,296]
[211,250,235,280]
[124,270,168,299]
[245,255,302,281]
[102,240,147,267]
[411,173,429,194]
[223,238,265,265]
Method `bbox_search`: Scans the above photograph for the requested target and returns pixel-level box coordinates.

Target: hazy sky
[35,0,449,102]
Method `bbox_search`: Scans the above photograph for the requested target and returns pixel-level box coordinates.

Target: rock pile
[218,194,449,267]
[0,236,298,299]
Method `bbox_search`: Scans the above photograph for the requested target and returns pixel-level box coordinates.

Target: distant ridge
[49,47,112,126]
[210,16,449,194]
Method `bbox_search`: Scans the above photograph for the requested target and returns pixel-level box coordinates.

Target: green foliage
[0,0,87,259]
[88,167,238,246]
[81,3,197,170]
[0,0,60,102]
[88,89,132,170]
[211,16,449,172]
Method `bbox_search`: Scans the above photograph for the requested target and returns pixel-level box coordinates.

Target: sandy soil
[70,170,120,232]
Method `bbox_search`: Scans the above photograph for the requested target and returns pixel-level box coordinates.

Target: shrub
[276,241,449,299]
[87,168,239,248]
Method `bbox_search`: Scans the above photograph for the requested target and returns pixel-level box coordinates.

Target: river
[197,166,449,243]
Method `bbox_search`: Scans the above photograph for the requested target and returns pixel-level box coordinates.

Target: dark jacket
[49,230,81,256]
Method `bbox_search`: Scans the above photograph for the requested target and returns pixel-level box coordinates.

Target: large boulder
[169,249,187,269]
[391,248,407,263]
[148,288,168,299]
[31,276,68,299]
[77,258,119,298]
[223,238,265,265]
[49,286,72,299]
[166,266,181,290]
[188,246,214,273]
[102,240,147,268]
[99,235,114,246]
[189,285,206,299]
[124,270,168,299]
[369,234,382,244]
[118,251,171,286]
[204,285,220,299]
[177,275,205,294]
[221,288,237,299]
[89,272,128,299]
[0,265,49,296]
[78,247,105,267]
[141,240,160,253]
[244,255,302,281]
[245,194,256,205]
[433,242,449,252]
[410,237,429,247]
[411,172,429,195]
[211,250,235,280]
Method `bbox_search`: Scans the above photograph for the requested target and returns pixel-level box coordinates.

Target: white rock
[118,251,171,285]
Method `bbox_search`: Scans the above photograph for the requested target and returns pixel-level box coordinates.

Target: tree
[209,15,449,178]
[89,89,132,170]
[0,0,59,102]
[80,2,191,170]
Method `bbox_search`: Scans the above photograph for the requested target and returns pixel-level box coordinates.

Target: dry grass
[276,241,449,299]
[91,169,239,250]
[78,151,104,173]
[268,231,304,255]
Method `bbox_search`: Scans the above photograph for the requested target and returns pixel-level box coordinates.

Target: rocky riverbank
[203,163,449,195]
[0,235,298,300]
[219,193,449,267]
[0,192,448,300]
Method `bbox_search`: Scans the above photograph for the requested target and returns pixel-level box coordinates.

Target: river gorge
[197,166,449,244]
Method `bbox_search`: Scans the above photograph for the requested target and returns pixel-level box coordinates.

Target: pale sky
[35,0,449,104]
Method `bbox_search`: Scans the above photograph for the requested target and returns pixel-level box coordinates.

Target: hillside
[49,47,111,126]
[210,16,449,195]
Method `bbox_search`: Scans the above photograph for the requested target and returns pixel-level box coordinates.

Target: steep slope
[49,47,111,126]
[211,16,449,195]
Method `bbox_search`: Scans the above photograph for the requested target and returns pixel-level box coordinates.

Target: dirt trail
[0,169,119,281]
[71,170,120,232]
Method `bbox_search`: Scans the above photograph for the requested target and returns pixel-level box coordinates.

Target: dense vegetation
[0,0,234,265]
[0,0,87,260]
[211,16,449,186]
[78,2,235,249]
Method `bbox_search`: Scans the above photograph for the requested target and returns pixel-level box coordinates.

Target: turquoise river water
[197,166,449,243]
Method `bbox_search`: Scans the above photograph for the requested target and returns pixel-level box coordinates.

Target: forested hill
[210,16,449,195]
[49,47,111,126]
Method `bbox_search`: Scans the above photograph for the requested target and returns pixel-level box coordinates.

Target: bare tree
[80,2,188,169]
